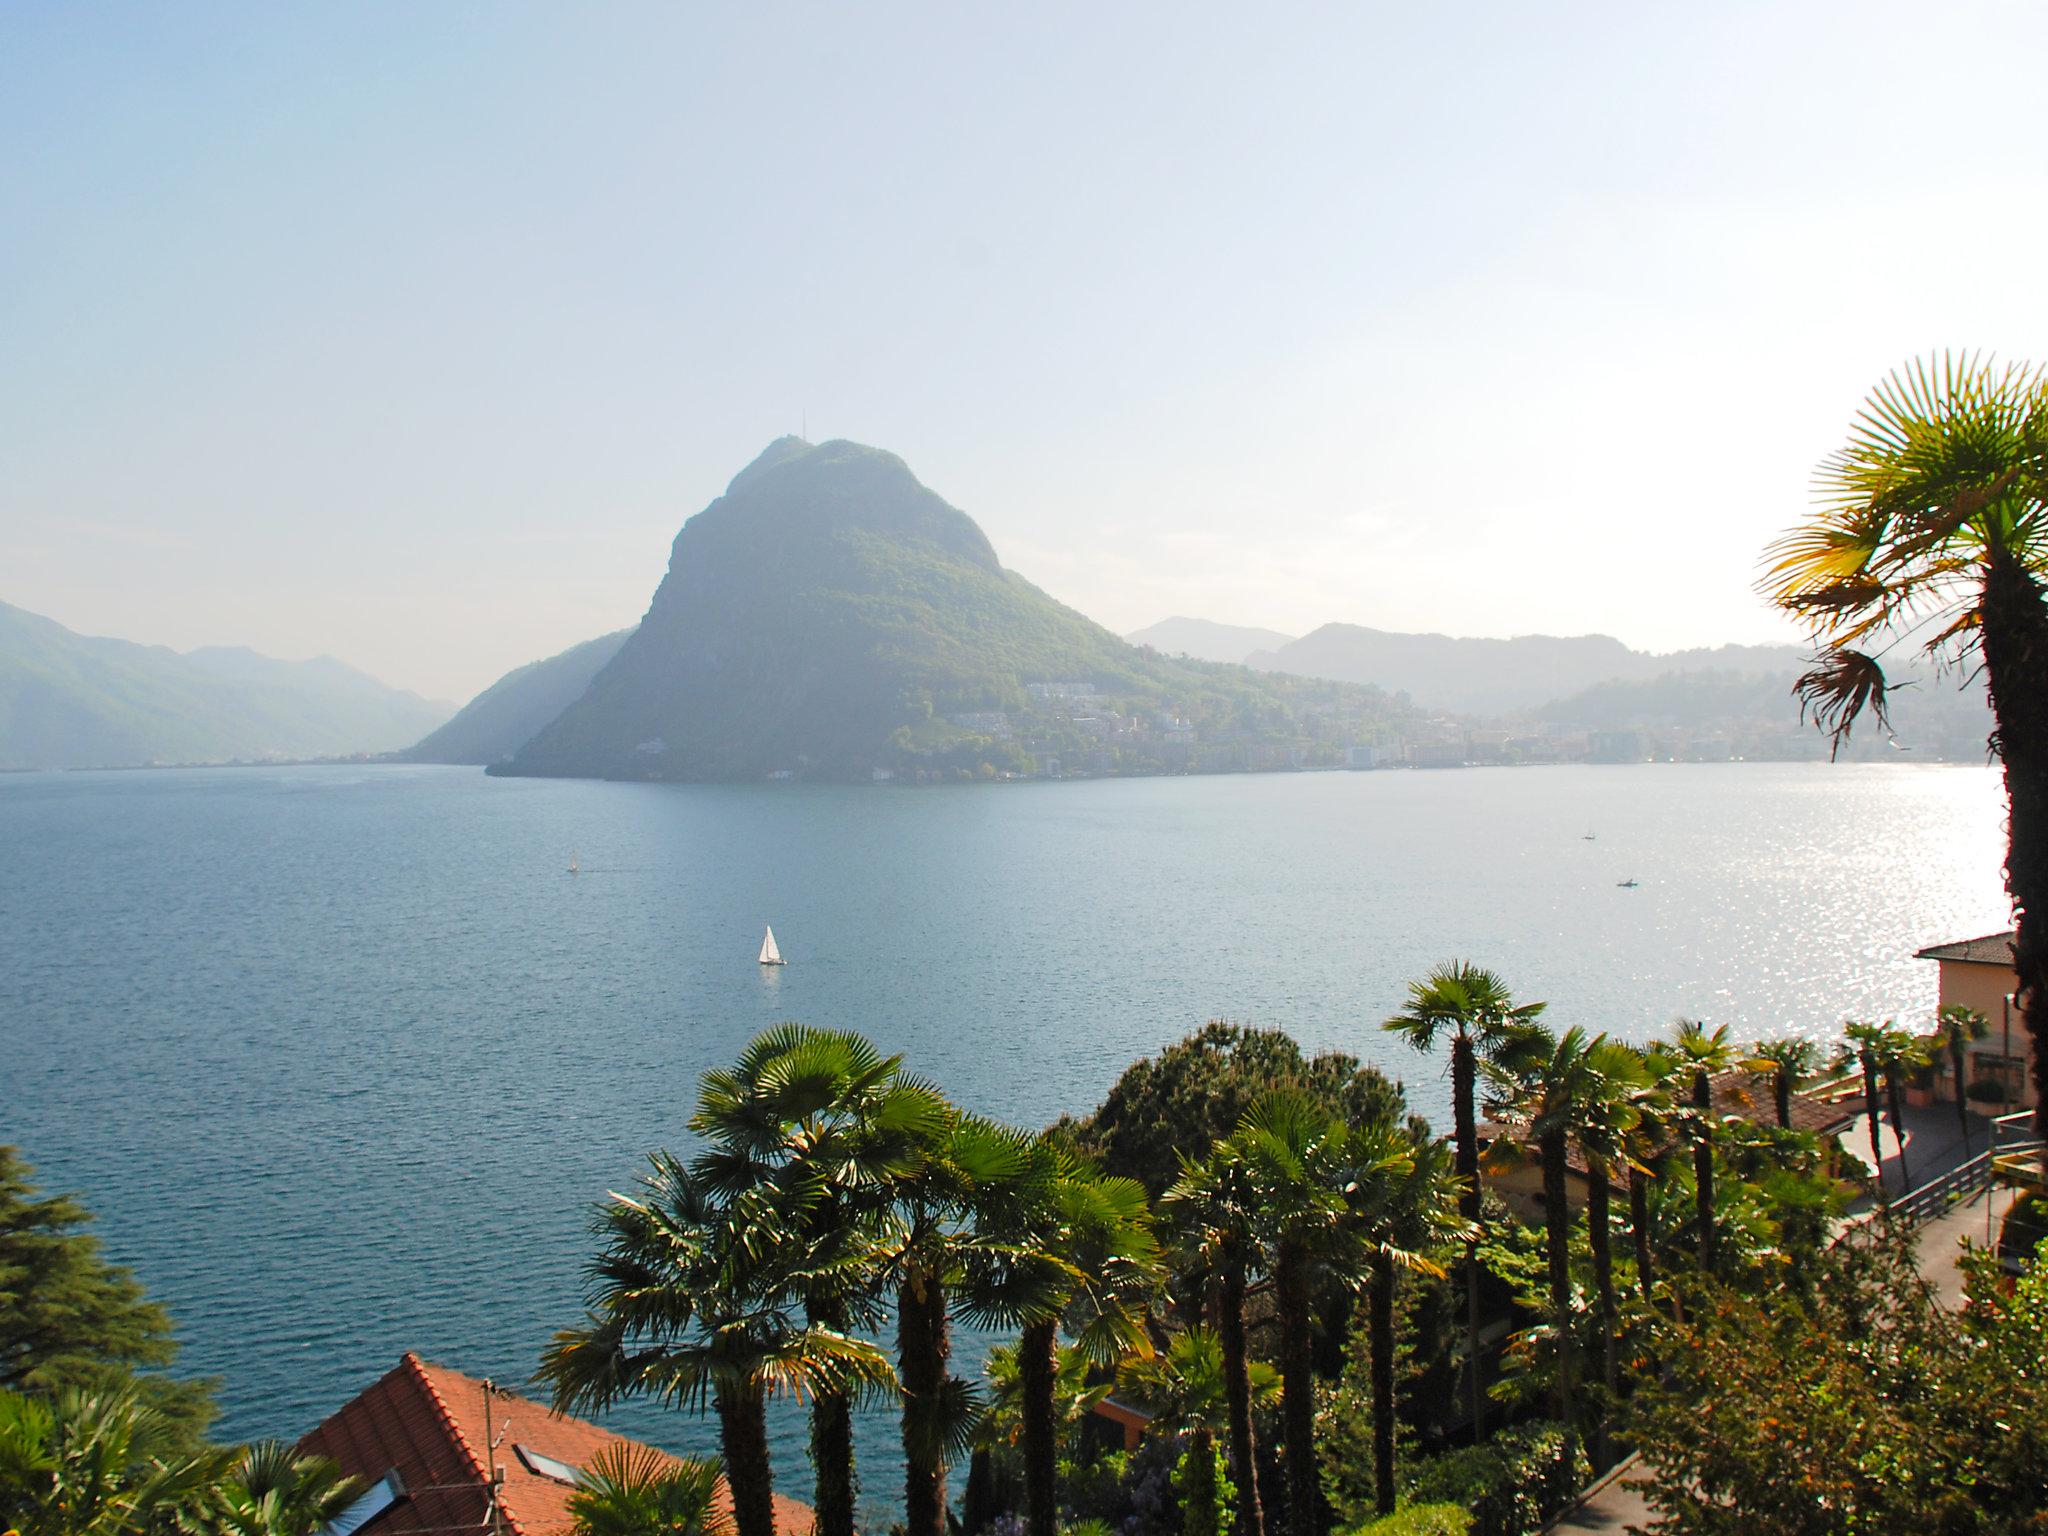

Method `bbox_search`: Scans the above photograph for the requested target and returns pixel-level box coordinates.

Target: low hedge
[1345,1504,1472,1536]
[1403,1421,1589,1536]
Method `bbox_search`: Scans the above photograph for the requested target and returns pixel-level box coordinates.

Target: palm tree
[1618,1053,1675,1301]
[1227,1094,1405,1536]
[1761,352,2048,1138]
[1116,1325,1281,1442]
[208,1443,364,1536]
[1838,1022,1891,1193]
[1877,1026,1932,1193]
[1936,1005,1990,1149]
[689,1025,944,1536]
[1382,963,1547,1437]
[538,1154,892,1536]
[0,1385,226,1536]
[1005,1145,1160,1536]
[1162,1140,1269,1536]
[1348,1125,1468,1517]
[1554,1044,1646,1474]
[1487,1025,1601,1426]
[1654,1022,1748,1271]
[1750,1038,1824,1130]
[567,1445,731,1536]
[886,1114,1070,1536]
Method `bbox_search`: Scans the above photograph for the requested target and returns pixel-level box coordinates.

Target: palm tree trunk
[1368,1250,1397,1519]
[1274,1245,1318,1536]
[1774,1068,1792,1130]
[715,1385,777,1536]
[1629,1160,1653,1301]
[1692,1069,1716,1271]
[1215,1260,1265,1536]
[1861,1054,1885,1194]
[1981,549,2048,1142]
[1019,1316,1058,1536]
[1585,1160,1615,1474]
[899,1266,952,1536]
[1951,1035,1973,1149]
[1539,1128,1572,1424]
[808,1298,856,1536]
[1886,1067,1911,1193]
[1451,1031,1483,1441]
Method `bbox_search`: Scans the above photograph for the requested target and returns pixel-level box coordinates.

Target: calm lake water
[0,762,2011,1500]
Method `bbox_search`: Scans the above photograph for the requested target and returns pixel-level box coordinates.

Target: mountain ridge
[0,599,454,769]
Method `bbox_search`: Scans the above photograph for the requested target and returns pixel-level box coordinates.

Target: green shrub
[1172,1431,1235,1536]
[1402,1422,1587,1536]
[1344,1505,1472,1536]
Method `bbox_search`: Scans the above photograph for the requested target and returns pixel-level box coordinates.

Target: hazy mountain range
[0,599,453,770]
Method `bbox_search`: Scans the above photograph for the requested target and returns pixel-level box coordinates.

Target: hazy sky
[6,4,2048,702]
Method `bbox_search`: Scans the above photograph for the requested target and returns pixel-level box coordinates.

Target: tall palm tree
[538,1154,892,1536]
[1348,1125,1468,1518]
[1838,1022,1891,1193]
[1762,352,2048,1137]
[1162,1140,1270,1536]
[1553,1044,1646,1474]
[1618,1052,1675,1300]
[689,1025,945,1536]
[887,1114,1069,1536]
[1876,1026,1932,1193]
[1750,1038,1824,1130]
[1654,1022,1748,1271]
[1487,1025,1607,1427]
[1005,1145,1160,1536]
[1937,1005,1991,1148]
[0,1385,227,1536]
[208,1443,364,1536]
[1382,963,1547,1437]
[566,1445,731,1536]
[1228,1094,1407,1536]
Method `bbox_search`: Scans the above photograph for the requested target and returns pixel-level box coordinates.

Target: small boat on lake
[1617,877,1639,888]
[568,851,579,875]
[758,925,785,966]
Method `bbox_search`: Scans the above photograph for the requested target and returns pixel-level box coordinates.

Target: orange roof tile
[300,1354,814,1536]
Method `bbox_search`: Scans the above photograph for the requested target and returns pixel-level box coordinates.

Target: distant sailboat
[758,925,785,966]
[1617,877,1639,888]
[568,851,579,875]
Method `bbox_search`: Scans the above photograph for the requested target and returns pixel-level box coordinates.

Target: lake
[0,761,2010,1504]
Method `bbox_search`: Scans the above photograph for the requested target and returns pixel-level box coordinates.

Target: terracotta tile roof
[1706,1071,1857,1138]
[300,1354,814,1536]
[1915,930,2017,967]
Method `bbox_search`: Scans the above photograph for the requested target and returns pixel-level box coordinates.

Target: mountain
[1125,616,1297,665]
[0,600,453,769]
[1244,622,1808,715]
[404,628,636,764]
[496,438,1409,782]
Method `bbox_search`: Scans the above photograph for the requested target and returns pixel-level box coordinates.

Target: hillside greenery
[405,627,634,764]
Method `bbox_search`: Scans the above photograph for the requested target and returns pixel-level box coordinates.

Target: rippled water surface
[0,763,2010,1494]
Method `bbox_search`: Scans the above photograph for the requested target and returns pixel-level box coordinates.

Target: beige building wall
[1932,959,2033,1111]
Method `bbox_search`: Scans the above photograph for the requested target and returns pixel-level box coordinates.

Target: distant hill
[404,628,635,764]
[1245,622,1808,715]
[496,438,1411,783]
[0,600,453,769]
[1125,616,1296,665]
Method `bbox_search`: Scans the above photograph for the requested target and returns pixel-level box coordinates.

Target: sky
[5,3,2048,704]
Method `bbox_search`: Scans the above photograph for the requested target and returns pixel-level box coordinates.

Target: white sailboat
[568,851,580,875]
[758,925,786,966]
